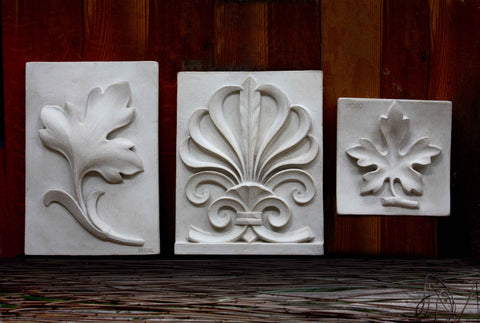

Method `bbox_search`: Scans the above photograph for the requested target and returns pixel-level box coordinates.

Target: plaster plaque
[175,71,324,255]
[25,62,160,255]
[337,98,451,216]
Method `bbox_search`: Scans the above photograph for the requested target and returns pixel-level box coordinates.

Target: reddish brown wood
[0,146,6,255]
[428,0,480,256]
[178,0,214,71]
[83,0,149,60]
[214,1,268,70]
[267,1,321,70]
[1,0,479,256]
[148,0,214,254]
[322,0,384,254]
[1,0,83,256]
[380,0,436,256]
[381,0,429,99]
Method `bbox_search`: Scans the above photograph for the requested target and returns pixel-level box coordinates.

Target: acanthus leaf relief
[346,101,441,209]
[180,76,318,243]
[39,81,145,246]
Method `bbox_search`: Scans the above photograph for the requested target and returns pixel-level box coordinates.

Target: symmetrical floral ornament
[180,76,318,243]
[346,101,441,209]
[39,82,145,246]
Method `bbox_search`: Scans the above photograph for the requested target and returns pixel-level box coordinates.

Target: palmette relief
[39,81,145,246]
[180,76,318,243]
[346,101,441,209]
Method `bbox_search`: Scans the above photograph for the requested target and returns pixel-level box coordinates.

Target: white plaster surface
[337,98,451,216]
[25,62,160,255]
[175,71,324,255]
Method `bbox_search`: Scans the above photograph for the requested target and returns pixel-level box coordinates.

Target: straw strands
[1,257,479,321]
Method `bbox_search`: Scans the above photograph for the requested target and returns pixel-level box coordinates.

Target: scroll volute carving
[181,76,319,243]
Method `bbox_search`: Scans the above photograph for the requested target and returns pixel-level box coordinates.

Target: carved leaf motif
[39,82,144,183]
[39,82,144,246]
[346,101,441,208]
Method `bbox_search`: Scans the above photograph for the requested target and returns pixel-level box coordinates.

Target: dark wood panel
[148,0,214,254]
[1,0,84,256]
[214,0,268,70]
[428,0,480,256]
[267,1,321,70]
[1,0,479,256]
[178,0,214,71]
[83,0,149,60]
[148,0,180,255]
[380,0,436,256]
[0,147,6,255]
[321,0,383,254]
[381,0,429,99]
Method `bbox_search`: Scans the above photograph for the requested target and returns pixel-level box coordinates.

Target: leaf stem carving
[380,179,419,209]
[39,82,144,246]
[44,190,144,246]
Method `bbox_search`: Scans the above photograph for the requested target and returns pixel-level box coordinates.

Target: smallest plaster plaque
[25,62,160,255]
[337,98,451,216]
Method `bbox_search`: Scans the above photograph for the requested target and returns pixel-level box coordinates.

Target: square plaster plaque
[25,62,160,255]
[175,71,324,255]
[337,98,451,216]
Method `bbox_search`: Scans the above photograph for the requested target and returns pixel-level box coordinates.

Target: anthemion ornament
[175,71,324,254]
[337,98,451,216]
[25,62,160,255]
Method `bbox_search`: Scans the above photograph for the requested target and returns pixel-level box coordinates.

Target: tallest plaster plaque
[175,71,324,255]
[25,62,160,255]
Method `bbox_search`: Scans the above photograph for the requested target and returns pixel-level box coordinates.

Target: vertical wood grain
[149,0,214,254]
[381,0,429,99]
[1,0,479,256]
[214,0,268,70]
[0,146,6,255]
[83,0,149,60]
[179,0,214,71]
[428,0,480,256]
[267,1,321,70]
[0,3,6,256]
[147,0,180,255]
[380,0,436,256]
[1,0,83,256]
[322,0,384,254]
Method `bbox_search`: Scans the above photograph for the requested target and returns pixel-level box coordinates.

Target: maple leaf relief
[346,101,441,209]
[39,82,145,246]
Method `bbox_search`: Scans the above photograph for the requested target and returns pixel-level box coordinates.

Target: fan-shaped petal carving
[180,138,241,184]
[187,108,243,181]
[181,76,318,243]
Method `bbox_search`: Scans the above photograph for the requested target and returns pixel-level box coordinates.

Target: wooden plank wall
[322,0,480,256]
[1,0,479,257]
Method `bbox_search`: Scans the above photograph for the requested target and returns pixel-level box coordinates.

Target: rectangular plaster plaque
[337,98,452,216]
[175,71,324,255]
[25,62,160,255]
